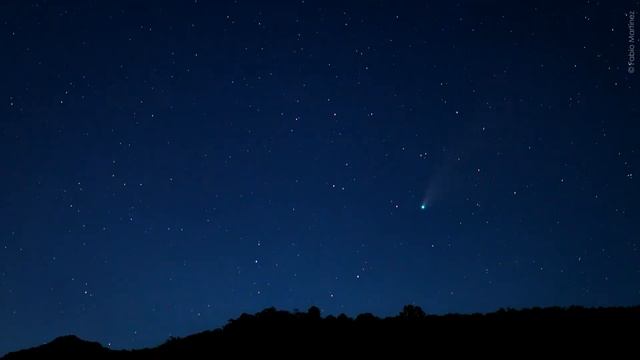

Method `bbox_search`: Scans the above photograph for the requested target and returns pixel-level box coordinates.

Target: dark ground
[3,305,639,358]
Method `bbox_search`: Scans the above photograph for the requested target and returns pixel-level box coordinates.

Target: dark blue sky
[1,0,639,354]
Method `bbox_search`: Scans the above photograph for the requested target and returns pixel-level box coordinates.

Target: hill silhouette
[3,305,639,358]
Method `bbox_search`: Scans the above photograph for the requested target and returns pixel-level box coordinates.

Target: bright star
[420,203,426,210]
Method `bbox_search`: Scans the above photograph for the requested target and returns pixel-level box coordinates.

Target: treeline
[4,305,639,359]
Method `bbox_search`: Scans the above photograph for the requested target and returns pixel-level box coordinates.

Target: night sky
[2,0,639,354]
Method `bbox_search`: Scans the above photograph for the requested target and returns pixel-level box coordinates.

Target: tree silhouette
[399,304,426,319]
[307,306,321,320]
[3,305,639,359]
